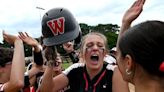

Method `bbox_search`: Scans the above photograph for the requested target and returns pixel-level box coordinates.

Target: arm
[39,67,69,92]
[27,63,44,86]
[3,31,25,92]
[18,32,41,52]
[117,0,145,46]
[27,63,44,79]
[39,46,69,92]
[39,65,54,92]
[18,32,43,65]
[18,32,44,88]
[112,67,130,92]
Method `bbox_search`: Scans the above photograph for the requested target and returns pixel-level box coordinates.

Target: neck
[133,67,164,92]
[135,80,164,92]
[134,69,164,92]
[86,63,103,80]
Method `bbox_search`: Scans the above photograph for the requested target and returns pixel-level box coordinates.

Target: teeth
[92,54,98,56]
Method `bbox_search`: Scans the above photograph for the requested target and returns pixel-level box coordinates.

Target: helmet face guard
[42,8,81,47]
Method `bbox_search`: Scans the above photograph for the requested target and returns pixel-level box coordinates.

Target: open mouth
[90,55,99,61]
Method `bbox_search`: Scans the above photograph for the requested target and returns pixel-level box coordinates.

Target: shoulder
[63,63,84,75]
[106,64,117,71]
[104,55,116,65]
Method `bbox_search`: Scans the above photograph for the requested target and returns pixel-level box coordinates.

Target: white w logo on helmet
[47,17,65,36]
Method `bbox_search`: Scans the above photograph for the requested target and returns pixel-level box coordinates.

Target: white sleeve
[62,63,84,75]
[106,64,117,71]
[0,83,5,92]
[38,76,43,89]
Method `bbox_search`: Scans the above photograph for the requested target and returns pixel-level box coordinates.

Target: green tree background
[80,23,119,49]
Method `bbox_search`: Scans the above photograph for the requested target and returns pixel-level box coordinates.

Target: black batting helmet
[41,8,81,46]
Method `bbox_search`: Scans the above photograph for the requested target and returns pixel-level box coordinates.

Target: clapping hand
[18,32,39,47]
[3,30,21,45]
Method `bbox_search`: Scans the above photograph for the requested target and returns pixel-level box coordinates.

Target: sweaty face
[82,35,106,70]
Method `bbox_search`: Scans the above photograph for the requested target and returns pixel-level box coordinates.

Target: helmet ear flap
[74,31,82,50]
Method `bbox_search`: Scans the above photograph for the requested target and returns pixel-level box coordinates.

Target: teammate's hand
[44,46,57,67]
[3,30,22,45]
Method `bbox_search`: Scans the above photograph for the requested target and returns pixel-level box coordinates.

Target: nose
[92,45,99,51]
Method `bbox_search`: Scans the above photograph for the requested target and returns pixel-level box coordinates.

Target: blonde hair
[80,32,109,55]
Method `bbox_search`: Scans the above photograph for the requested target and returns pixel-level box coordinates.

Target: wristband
[24,72,30,87]
[34,50,44,65]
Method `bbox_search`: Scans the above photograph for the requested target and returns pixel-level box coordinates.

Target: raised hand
[122,0,146,25]
[18,32,39,47]
[117,0,146,48]
[44,46,57,67]
[3,30,21,45]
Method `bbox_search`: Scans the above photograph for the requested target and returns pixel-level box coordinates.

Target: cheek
[84,50,90,60]
[117,58,128,81]
[82,46,89,59]
[116,55,124,72]
[116,59,125,78]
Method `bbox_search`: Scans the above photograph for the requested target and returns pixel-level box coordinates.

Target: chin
[90,64,102,70]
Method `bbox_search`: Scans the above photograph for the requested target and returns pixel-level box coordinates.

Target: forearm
[10,39,25,88]
[121,20,131,34]
[117,21,131,47]
[25,67,43,87]
[39,66,54,92]
[27,66,42,79]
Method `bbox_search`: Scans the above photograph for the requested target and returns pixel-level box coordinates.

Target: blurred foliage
[80,23,119,49]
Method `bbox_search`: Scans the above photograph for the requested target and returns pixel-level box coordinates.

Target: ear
[124,54,133,71]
